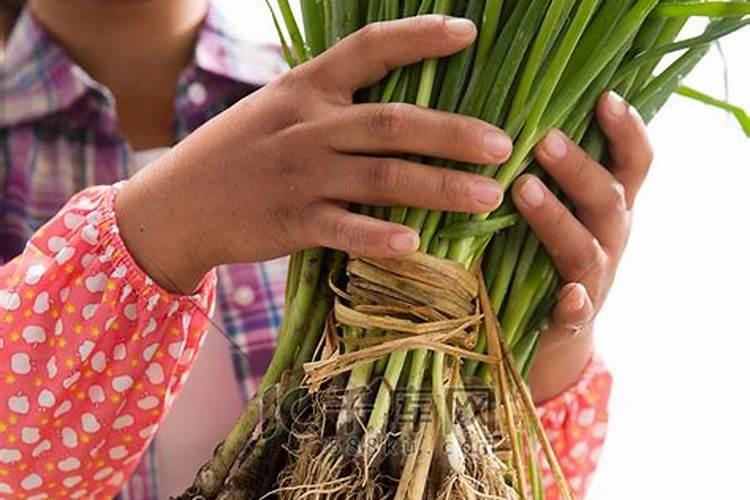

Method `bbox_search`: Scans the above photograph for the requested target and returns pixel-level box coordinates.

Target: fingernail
[483,130,512,160]
[606,91,628,118]
[470,179,503,208]
[389,232,419,253]
[541,129,567,159]
[567,283,587,313]
[519,177,544,208]
[445,18,476,37]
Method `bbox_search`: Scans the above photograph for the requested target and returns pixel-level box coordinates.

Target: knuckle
[371,103,411,140]
[356,22,385,49]
[440,118,463,147]
[563,237,607,281]
[353,23,391,81]
[572,242,607,279]
[267,205,299,250]
[334,216,368,254]
[604,181,628,213]
[438,171,463,204]
[593,246,609,273]
[409,14,437,35]
[359,21,383,39]
[277,65,325,102]
[369,158,402,193]
[278,65,310,91]
[277,66,302,88]
[568,150,590,187]
[545,200,567,228]
[413,14,444,33]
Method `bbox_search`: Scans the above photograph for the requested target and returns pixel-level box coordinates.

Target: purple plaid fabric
[1,6,288,499]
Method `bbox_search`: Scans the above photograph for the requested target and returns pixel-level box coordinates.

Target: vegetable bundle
[181,1,750,499]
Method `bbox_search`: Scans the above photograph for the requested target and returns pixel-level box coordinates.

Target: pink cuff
[99,183,216,310]
[537,356,613,499]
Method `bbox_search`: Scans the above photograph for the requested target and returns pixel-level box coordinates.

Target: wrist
[116,154,214,294]
[527,323,594,405]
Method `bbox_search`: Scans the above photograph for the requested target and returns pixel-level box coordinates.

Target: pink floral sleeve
[0,185,216,499]
[539,357,613,499]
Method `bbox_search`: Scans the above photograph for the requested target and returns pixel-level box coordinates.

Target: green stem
[301,0,327,56]
[262,248,324,388]
[505,0,578,131]
[277,0,310,61]
[291,293,331,373]
[475,0,504,69]
[365,350,408,437]
[654,1,750,18]
[283,252,302,319]
[401,349,431,425]
[502,250,554,346]
[329,0,361,42]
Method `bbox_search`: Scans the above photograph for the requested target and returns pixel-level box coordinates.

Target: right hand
[117,15,513,293]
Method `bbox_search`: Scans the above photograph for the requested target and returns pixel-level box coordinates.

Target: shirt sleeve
[538,356,613,499]
[0,184,216,499]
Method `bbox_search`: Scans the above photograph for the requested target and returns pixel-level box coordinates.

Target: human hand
[513,92,653,402]
[117,16,513,292]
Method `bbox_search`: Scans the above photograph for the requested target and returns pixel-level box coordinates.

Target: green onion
[185,3,750,498]
[655,1,750,18]
[675,85,750,136]
[438,214,520,239]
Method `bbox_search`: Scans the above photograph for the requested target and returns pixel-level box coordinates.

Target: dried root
[271,381,385,500]
[276,437,357,500]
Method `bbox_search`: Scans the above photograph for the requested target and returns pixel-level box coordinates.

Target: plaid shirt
[1,6,288,499]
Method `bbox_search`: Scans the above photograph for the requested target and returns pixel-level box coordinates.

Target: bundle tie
[303,252,498,392]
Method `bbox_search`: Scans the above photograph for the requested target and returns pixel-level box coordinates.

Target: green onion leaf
[438,214,521,239]
[277,0,310,61]
[655,1,750,18]
[675,85,750,136]
[266,0,298,67]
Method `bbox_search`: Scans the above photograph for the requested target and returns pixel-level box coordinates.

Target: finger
[307,203,420,258]
[311,15,477,94]
[596,91,654,208]
[328,103,512,164]
[534,129,629,250]
[323,156,503,213]
[548,283,595,337]
[512,175,607,283]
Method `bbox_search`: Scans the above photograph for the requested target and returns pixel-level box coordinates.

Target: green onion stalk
[183,1,750,499]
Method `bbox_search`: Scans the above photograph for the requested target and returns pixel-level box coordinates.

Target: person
[0,1,652,498]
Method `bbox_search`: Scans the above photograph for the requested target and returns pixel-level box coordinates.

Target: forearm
[116,146,213,294]
[528,324,594,405]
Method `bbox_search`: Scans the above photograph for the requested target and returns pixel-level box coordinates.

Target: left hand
[513,91,653,402]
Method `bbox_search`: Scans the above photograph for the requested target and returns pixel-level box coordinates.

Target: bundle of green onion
[181,1,750,499]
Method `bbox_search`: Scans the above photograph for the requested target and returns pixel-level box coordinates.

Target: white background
[216,2,750,498]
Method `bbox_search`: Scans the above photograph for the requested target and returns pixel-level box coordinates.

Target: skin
[31,0,208,148]
[28,2,653,404]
